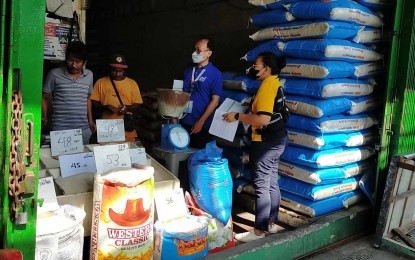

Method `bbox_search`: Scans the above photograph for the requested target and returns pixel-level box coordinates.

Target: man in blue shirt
[181,37,222,149]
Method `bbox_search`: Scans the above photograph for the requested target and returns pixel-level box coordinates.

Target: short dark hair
[66,41,88,61]
[258,52,286,75]
[196,36,215,52]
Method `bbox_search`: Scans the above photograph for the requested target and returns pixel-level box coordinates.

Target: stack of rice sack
[135,93,163,149]
[237,0,388,217]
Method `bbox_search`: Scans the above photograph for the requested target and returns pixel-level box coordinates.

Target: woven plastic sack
[350,60,384,79]
[248,0,300,9]
[220,89,251,104]
[241,40,284,62]
[281,146,376,169]
[346,95,379,114]
[188,141,233,225]
[279,159,372,185]
[355,0,394,10]
[250,9,296,27]
[286,113,378,133]
[279,39,383,62]
[249,20,362,41]
[279,175,360,201]
[233,75,262,94]
[350,27,384,44]
[281,190,363,217]
[280,58,355,79]
[285,95,352,118]
[281,78,375,99]
[286,0,384,27]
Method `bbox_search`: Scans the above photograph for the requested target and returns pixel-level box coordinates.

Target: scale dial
[168,125,190,149]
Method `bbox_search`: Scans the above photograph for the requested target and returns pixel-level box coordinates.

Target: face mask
[247,66,261,80]
[192,51,205,64]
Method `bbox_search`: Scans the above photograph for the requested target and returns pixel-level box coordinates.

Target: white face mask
[192,51,205,64]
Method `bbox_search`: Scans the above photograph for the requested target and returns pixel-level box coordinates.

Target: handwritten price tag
[59,152,97,178]
[130,147,147,165]
[93,143,131,173]
[50,129,83,156]
[96,119,125,143]
[154,188,187,224]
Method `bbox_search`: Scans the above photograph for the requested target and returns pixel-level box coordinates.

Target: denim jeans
[250,135,288,231]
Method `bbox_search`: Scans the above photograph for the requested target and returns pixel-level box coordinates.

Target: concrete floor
[302,235,411,260]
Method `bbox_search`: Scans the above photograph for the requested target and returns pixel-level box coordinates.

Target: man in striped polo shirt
[42,41,95,144]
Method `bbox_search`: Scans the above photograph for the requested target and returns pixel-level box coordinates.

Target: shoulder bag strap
[110,77,124,106]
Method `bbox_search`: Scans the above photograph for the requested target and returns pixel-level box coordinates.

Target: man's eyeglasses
[195,49,211,54]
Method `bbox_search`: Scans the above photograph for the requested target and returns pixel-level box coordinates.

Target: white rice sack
[278,39,383,62]
[281,146,376,168]
[280,58,355,79]
[287,128,375,150]
[286,0,384,27]
[281,190,363,217]
[351,60,384,79]
[281,78,375,99]
[279,175,360,201]
[346,95,380,114]
[286,113,378,133]
[286,95,352,118]
[248,0,301,9]
[351,27,385,44]
[279,159,372,185]
[249,20,362,41]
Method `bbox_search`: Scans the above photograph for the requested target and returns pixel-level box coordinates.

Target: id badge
[184,101,193,113]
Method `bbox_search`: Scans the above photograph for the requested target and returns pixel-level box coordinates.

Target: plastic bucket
[157,89,190,118]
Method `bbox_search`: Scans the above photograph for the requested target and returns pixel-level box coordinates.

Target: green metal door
[376,0,415,201]
[1,0,45,258]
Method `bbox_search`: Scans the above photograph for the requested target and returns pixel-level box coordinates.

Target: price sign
[130,147,147,165]
[37,177,59,214]
[154,188,188,224]
[96,119,125,143]
[50,129,83,156]
[93,143,131,173]
[59,152,97,178]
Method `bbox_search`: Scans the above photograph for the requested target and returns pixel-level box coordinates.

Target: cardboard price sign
[93,143,131,173]
[155,188,188,225]
[50,129,83,156]
[59,152,97,178]
[130,147,147,165]
[96,119,126,143]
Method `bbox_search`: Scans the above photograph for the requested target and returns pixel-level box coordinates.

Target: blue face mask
[192,51,205,64]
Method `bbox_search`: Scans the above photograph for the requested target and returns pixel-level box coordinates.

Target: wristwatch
[234,113,240,121]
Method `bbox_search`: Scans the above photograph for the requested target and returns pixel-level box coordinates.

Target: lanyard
[191,67,206,84]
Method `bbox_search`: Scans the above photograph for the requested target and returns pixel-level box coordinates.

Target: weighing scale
[157,89,191,152]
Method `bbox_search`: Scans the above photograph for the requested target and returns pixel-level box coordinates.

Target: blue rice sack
[220,89,251,104]
[281,146,376,168]
[278,39,383,62]
[154,216,209,260]
[232,178,252,193]
[346,95,380,114]
[248,0,301,9]
[280,58,355,79]
[222,72,238,80]
[250,9,296,27]
[350,27,385,44]
[281,190,364,217]
[281,78,375,99]
[285,95,352,118]
[286,0,384,27]
[286,113,378,133]
[279,159,372,185]
[241,40,284,62]
[249,20,362,41]
[279,175,360,201]
[287,128,375,150]
[188,142,233,225]
[350,60,384,79]
[232,75,262,94]
[358,170,375,205]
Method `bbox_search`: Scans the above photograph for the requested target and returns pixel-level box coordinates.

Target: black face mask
[247,67,261,80]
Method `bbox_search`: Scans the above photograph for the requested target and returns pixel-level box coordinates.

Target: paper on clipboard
[209,98,246,142]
